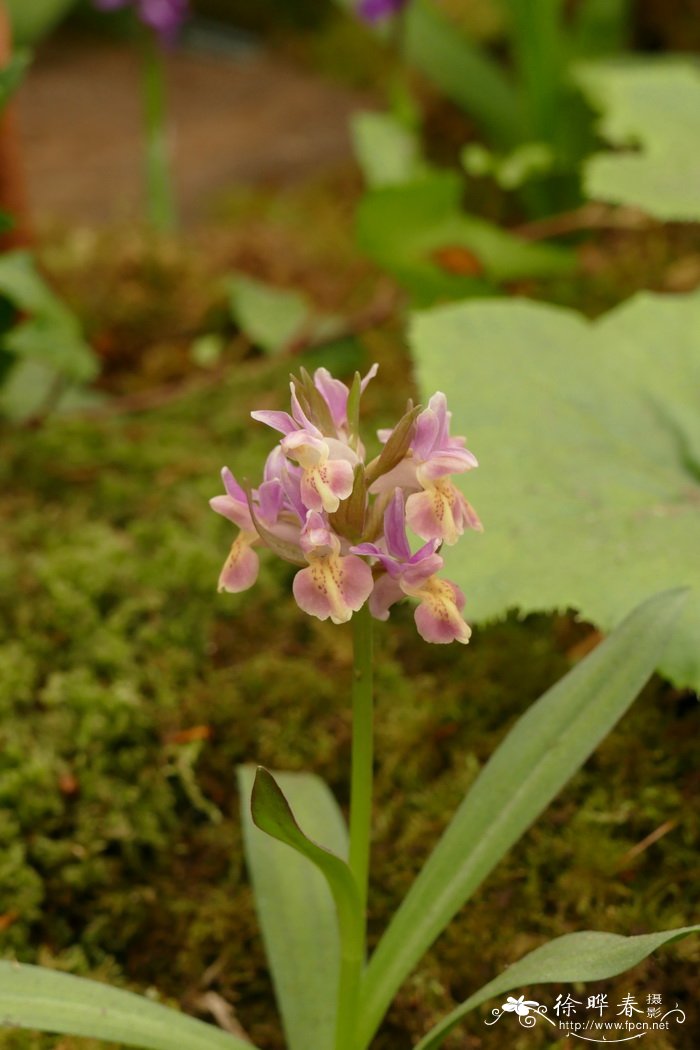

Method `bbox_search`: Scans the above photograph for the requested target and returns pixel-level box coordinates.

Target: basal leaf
[357,590,685,1048]
[0,960,252,1050]
[414,925,700,1049]
[576,60,700,221]
[411,291,700,690]
[238,765,349,1050]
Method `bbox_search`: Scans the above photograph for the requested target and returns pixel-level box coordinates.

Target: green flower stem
[335,602,374,1050]
[349,601,374,941]
[140,29,176,233]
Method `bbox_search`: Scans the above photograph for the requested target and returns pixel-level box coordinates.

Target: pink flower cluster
[210,366,481,644]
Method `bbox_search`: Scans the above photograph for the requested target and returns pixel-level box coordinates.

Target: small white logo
[485,992,687,1042]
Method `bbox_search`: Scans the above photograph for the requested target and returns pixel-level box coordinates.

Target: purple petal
[313,367,348,429]
[418,446,479,480]
[368,572,404,621]
[293,554,373,624]
[350,542,403,579]
[256,479,284,525]
[290,384,322,436]
[383,489,412,560]
[412,406,440,462]
[401,549,444,591]
[251,409,297,435]
[356,0,407,24]
[299,510,338,557]
[138,0,189,42]
[222,466,246,501]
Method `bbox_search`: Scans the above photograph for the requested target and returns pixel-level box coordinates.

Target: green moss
[0,213,698,1048]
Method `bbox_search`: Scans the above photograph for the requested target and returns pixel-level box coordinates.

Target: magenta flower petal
[368,572,404,621]
[413,579,471,645]
[293,554,373,624]
[313,368,349,430]
[210,467,254,531]
[217,534,259,593]
[406,479,480,546]
[383,489,412,560]
[298,456,355,514]
[251,409,298,435]
[356,0,407,24]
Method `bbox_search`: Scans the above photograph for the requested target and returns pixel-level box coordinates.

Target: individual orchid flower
[373,391,482,546]
[253,382,359,515]
[293,512,374,625]
[352,490,472,645]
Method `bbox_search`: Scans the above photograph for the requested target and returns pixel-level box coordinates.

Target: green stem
[335,603,374,1050]
[349,601,374,938]
[140,29,176,233]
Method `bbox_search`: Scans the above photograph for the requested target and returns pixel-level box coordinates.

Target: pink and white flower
[211,366,481,643]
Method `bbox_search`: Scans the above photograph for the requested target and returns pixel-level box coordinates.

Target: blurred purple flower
[356,0,408,25]
[93,0,189,44]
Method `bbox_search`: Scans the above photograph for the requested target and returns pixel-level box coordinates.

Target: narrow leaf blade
[238,766,349,1050]
[415,925,700,1050]
[358,589,686,1048]
[0,961,252,1050]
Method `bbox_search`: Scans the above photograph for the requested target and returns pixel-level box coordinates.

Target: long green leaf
[357,589,686,1048]
[250,767,362,960]
[414,924,700,1049]
[238,765,349,1050]
[403,0,521,149]
[0,961,251,1050]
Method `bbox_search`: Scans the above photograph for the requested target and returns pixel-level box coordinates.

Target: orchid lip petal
[293,553,373,624]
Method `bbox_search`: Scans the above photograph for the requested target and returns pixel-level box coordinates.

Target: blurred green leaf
[0,252,98,421]
[358,589,686,1048]
[238,765,349,1050]
[356,172,572,305]
[0,50,31,109]
[570,0,632,57]
[229,275,309,354]
[0,960,252,1050]
[415,924,700,1049]
[411,291,700,690]
[577,60,700,221]
[403,0,521,149]
[351,111,426,188]
[5,0,78,46]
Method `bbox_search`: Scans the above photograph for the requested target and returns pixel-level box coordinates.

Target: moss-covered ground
[1,170,699,1049]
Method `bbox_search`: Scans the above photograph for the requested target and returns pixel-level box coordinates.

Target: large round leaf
[410,290,700,690]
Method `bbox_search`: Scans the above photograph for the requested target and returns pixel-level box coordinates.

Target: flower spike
[211,366,481,642]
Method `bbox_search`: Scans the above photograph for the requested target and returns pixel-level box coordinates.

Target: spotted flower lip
[351,489,472,643]
[211,365,481,643]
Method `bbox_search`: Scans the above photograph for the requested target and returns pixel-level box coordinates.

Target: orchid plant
[93,0,189,231]
[0,365,697,1050]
